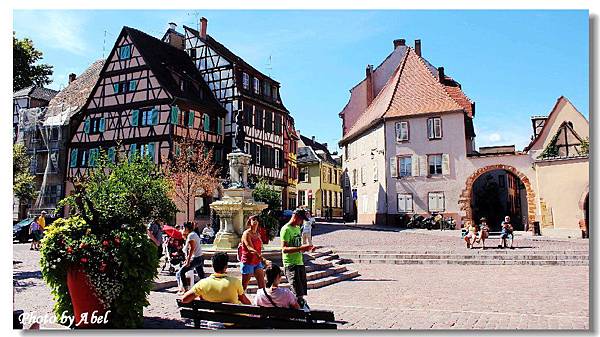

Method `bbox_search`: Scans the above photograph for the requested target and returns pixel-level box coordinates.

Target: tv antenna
[265,55,273,77]
[187,11,201,31]
[102,29,107,59]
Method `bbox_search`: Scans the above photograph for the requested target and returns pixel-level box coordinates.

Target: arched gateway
[458,164,537,231]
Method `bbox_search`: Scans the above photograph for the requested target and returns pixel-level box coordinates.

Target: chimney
[393,39,406,49]
[415,39,422,57]
[169,22,177,31]
[365,64,375,106]
[437,67,445,83]
[165,22,184,50]
[322,143,328,149]
[68,73,77,83]
[200,17,208,39]
[311,136,316,144]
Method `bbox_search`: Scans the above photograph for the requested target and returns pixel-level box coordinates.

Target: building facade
[14,86,58,143]
[181,18,298,209]
[297,135,343,218]
[339,39,588,237]
[66,26,227,225]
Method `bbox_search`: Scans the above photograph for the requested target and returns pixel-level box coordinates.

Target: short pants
[240,261,264,275]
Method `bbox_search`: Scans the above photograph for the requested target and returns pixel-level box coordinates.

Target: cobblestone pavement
[13,223,589,329]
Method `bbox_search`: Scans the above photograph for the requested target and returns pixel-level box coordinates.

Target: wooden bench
[177,299,338,329]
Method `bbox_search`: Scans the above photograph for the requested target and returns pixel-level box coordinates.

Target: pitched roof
[183,25,288,112]
[298,134,338,166]
[123,26,225,114]
[13,85,58,102]
[44,60,105,125]
[340,48,467,145]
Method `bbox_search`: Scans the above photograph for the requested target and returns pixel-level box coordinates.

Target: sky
[13,10,589,151]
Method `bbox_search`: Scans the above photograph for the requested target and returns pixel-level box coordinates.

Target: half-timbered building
[66,26,227,224]
[180,18,298,209]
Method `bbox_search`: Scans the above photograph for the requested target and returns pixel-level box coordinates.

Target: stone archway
[579,186,589,238]
[459,164,537,231]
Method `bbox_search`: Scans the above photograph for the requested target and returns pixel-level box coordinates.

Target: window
[397,193,413,213]
[254,109,263,130]
[274,114,282,135]
[244,142,250,155]
[428,192,445,212]
[274,149,281,168]
[243,103,253,127]
[189,48,197,59]
[298,191,306,206]
[49,127,59,141]
[428,154,443,175]
[272,86,279,101]
[395,121,409,142]
[427,117,442,139]
[399,156,412,177]
[256,144,262,165]
[253,77,260,94]
[89,117,105,134]
[80,149,88,167]
[299,167,309,182]
[263,81,271,97]
[264,111,273,133]
[119,45,131,60]
[242,72,250,90]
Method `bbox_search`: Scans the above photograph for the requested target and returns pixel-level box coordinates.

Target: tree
[164,139,221,222]
[13,143,37,202]
[252,178,282,240]
[13,32,53,91]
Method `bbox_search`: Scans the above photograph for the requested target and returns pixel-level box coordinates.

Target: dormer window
[263,81,271,97]
[253,77,260,94]
[242,73,250,90]
[272,86,278,101]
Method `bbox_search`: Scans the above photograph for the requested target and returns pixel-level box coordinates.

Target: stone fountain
[210,150,268,249]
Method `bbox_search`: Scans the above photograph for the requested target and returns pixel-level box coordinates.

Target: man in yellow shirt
[181,252,251,305]
[38,211,47,230]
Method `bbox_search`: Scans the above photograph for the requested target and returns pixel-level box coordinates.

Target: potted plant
[40,152,177,328]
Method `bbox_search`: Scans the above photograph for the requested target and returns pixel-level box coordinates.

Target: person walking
[29,220,42,250]
[280,208,314,309]
[254,264,300,309]
[147,218,164,258]
[239,215,269,290]
[176,222,205,294]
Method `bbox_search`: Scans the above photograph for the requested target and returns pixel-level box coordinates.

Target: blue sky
[13,10,588,151]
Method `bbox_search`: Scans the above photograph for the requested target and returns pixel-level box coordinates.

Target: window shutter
[441,154,450,175]
[83,118,90,134]
[395,123,401,142]
[151,108,159,125]
[148,143,156,162]
[427,118,433,139]
[390,157,398,178]
[99,117,106,132]
[128,80,137,92]
[69,149,78,168]
[217,117,222,134]
[113,83,119,94]
[108,147,116,162]
[407,194,413,212]
[131,110,139,127]
[186,110,193,128]
[170,106,179,125]
[411,154,419,176]
[419,156,428,176]
[204,114,210,131]
[129,143,137,159]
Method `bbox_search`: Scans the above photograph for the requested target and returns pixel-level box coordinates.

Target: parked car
[13,218,35,243]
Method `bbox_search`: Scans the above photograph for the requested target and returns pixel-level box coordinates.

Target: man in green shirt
[280,208,314,308]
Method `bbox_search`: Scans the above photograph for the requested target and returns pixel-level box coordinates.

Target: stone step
[334,249,589,255]
[306,250,334,259]
[244,269,360,294]
[337,253,589,261]
[243,265,349,286]
[345,258,589,266]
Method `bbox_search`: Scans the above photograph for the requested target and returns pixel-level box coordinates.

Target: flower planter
[66,266,108,328]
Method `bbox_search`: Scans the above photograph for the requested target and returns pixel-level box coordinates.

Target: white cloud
[17,11,89,56]
[488,132,502,142]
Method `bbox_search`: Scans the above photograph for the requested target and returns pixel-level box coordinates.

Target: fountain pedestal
[211,151,267,250]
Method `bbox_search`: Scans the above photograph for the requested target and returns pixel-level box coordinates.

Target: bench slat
[180,309,337,329]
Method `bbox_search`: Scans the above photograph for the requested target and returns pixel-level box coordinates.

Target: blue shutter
[129,143,137,160]
[217,117,222,134]
[175,144,181,156]
[69,149,78,168]
[99,117,106,132]
[147,143,156,162]
[131,110,139,127]
[113,83,119,94]
[187,111,194,128]
[151,108,159,125]
[170,106,179,125]
[128,80,137,92]
[203,114,210,132]
[89,148,97,167]
[83,118,90,134]
[108,147,116,163]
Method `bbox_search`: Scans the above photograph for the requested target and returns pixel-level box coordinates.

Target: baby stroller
[161,225,186,275]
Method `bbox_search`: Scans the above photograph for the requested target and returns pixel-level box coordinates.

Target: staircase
[153,250,359,293]
[334,249,589,266]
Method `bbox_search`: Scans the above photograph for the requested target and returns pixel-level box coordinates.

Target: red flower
[114,237,121,246]
[80,257,88,264]
[99,261,107,273]
[66,247,73,254]
[79,243,89,249]
[102,240,109,248]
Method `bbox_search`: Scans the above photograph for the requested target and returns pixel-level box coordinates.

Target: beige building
[339,38,589,238]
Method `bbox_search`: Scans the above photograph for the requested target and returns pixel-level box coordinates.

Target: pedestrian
[181,252,251,305]
[37,211,47,232]
[147,218,164,258]
[500,216,514,249]
[239,215,269,290]
[29,220,42,250]
[463,220,479,249]
[280,208,315,309]
[254,263,300,309]
[176,222,205,294]
[201,223,215,244]
[301,212,314,246]
[478,217,490,249]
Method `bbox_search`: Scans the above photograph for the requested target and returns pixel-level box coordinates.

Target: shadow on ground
[143,316,189,329]
[13,270,42,281]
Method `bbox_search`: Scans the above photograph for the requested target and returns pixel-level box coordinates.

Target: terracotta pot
[66,266,107,328]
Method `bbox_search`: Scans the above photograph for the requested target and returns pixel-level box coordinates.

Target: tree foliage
[252,178,282,240]
[578,137,589,156]
[13,143,37,201]
[13,31,53,91]
[164,139,221,222]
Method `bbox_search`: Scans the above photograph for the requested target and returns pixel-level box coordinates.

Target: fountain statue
[210,115,267,249]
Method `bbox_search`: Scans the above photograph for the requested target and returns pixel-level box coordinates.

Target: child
[301,211,315,246]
